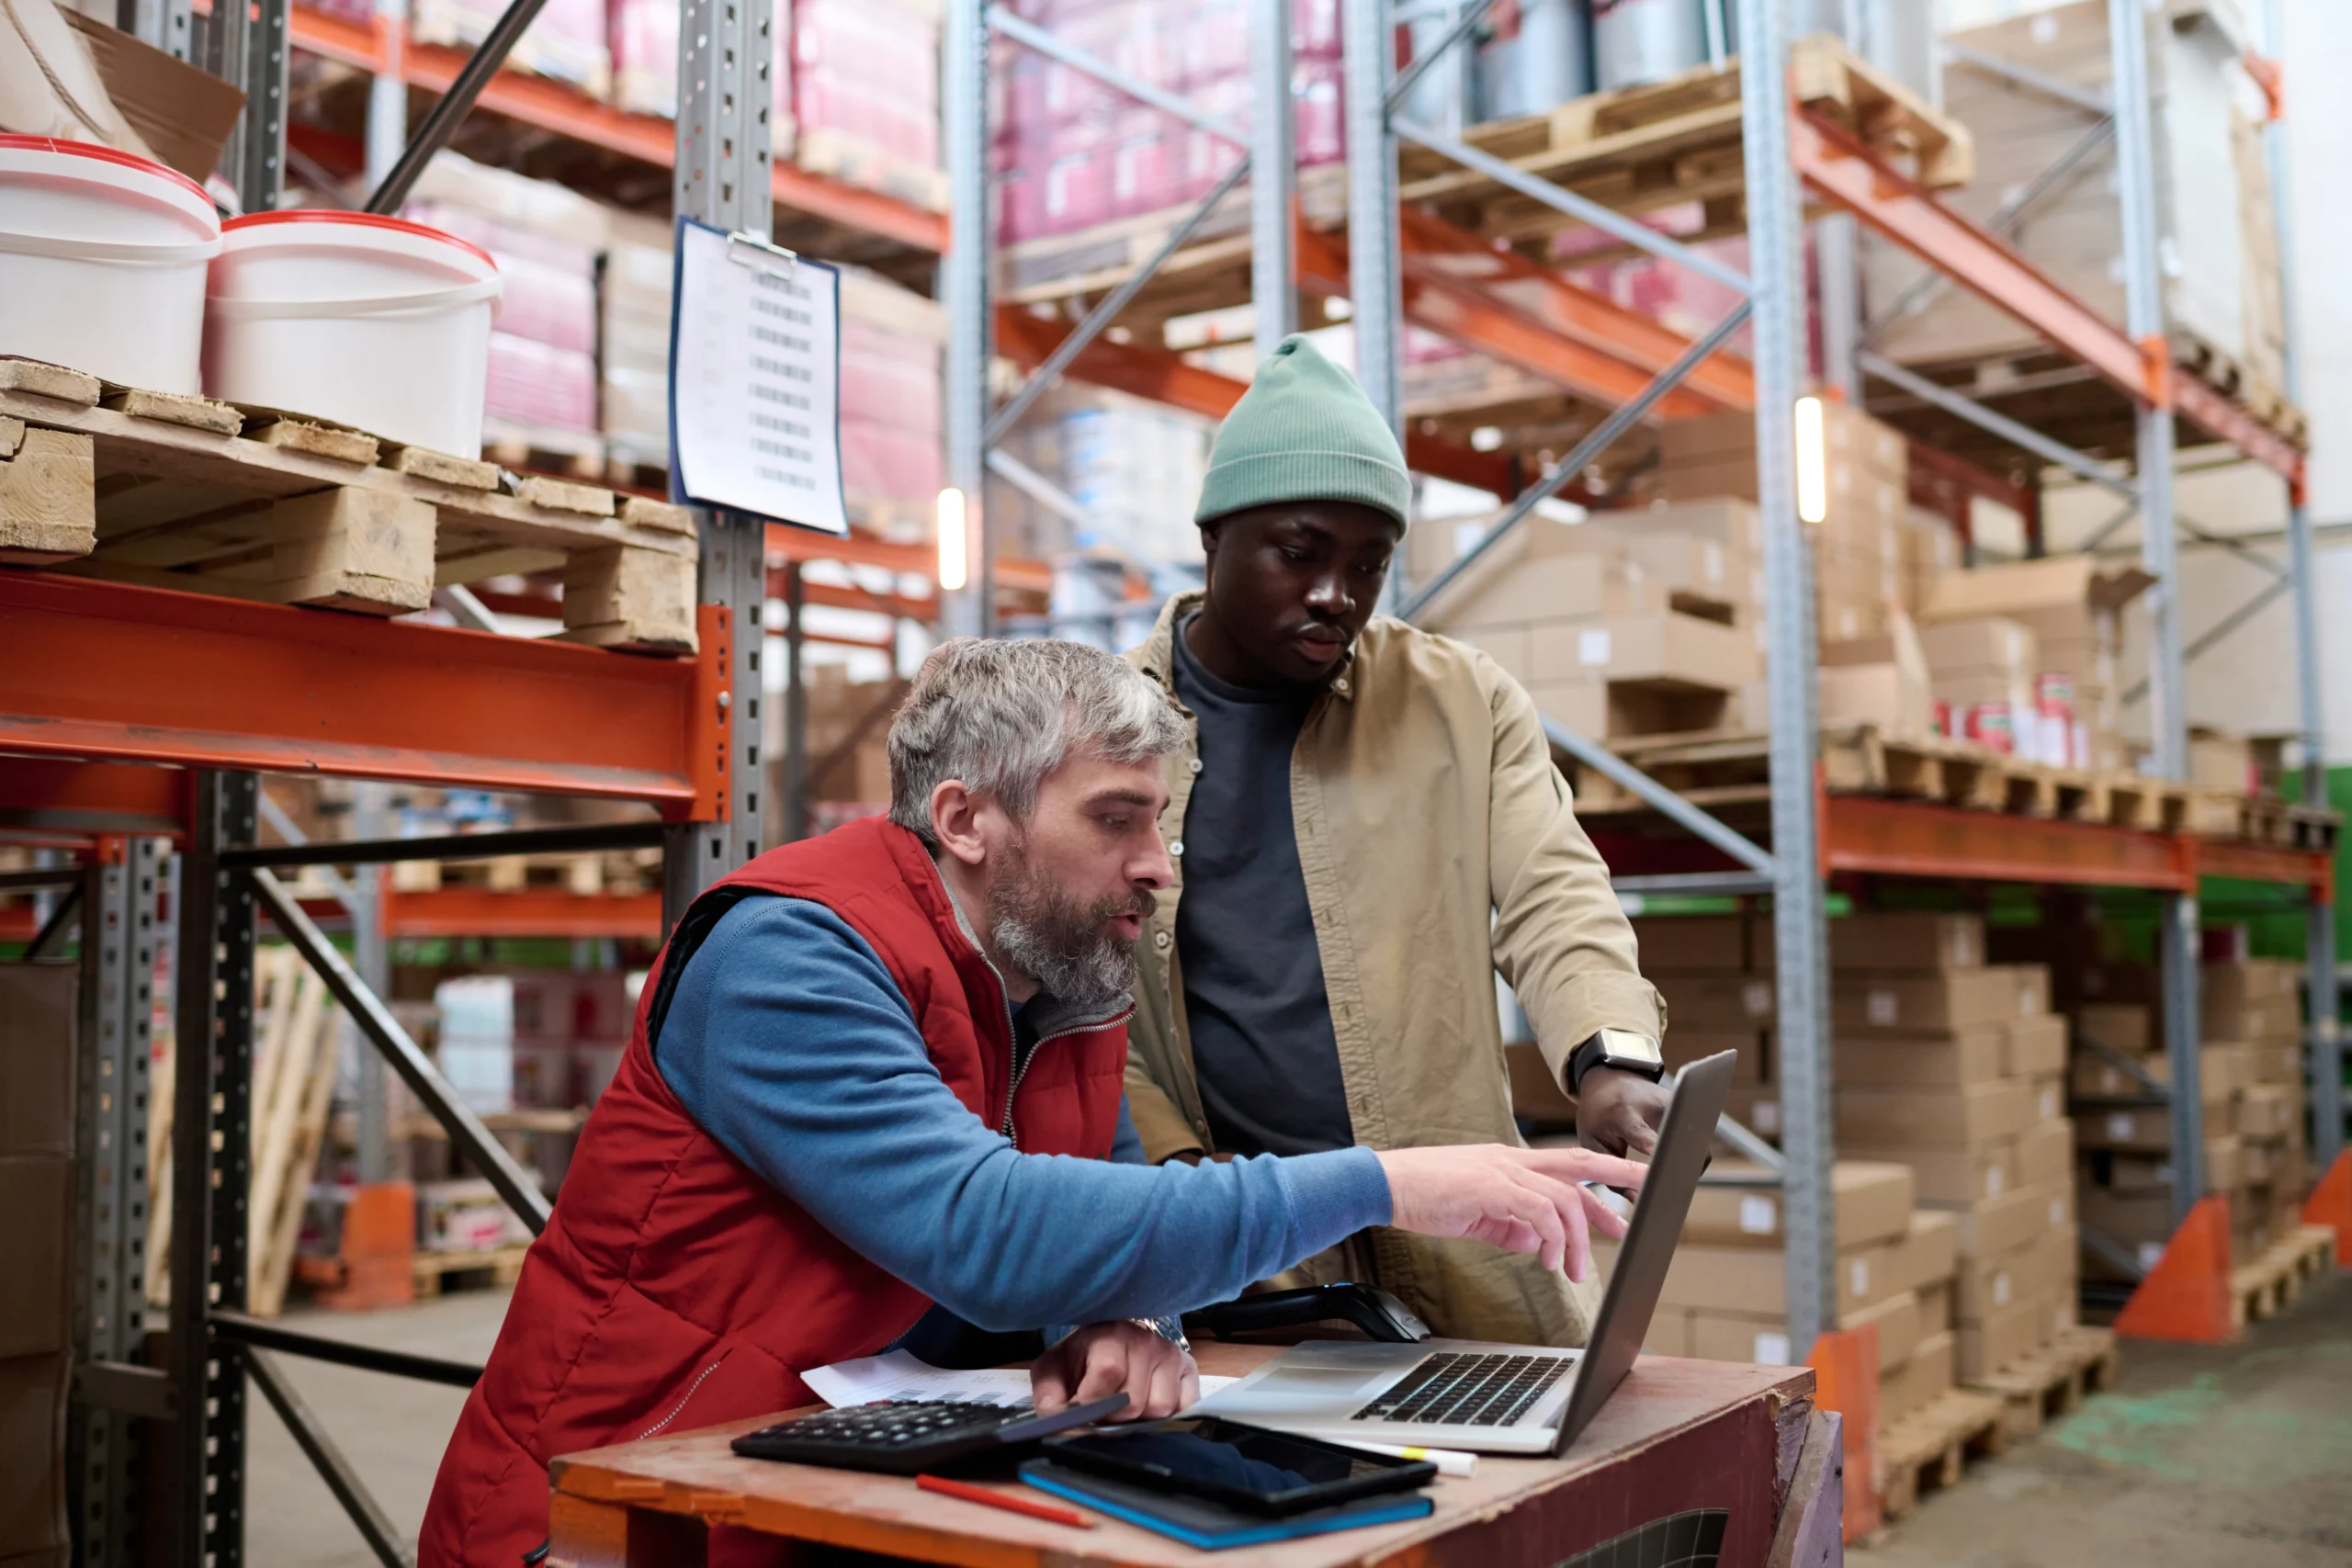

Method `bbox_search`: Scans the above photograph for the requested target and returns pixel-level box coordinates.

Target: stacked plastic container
[996,0,1342,244]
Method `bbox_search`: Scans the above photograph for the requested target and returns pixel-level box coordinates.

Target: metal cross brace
[987,7,1244,143]
[1540,716,1777,880]
[2122,572,2292,705]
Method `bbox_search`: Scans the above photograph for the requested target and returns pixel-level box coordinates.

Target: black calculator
[729,1394,1129,1474]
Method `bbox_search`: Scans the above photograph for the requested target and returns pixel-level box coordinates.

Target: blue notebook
[1018,1460,1434,1551]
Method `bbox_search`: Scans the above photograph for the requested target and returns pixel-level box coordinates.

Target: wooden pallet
[1962,1327,2120,1442]
[1874,1389,2007,1521]
[413,1242,532,1299]
[2290,804,2344,852]
[1399,35,1971,249]
[0,357,698,652]
[2230,1224,2338,1328]
[389,847,663,895]
[483,418,608,482]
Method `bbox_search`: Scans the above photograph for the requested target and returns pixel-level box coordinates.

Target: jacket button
[1334,677,1351,694]
[1154,931,1171,950]
[1188,758,1203,774]
[1169,840,1184,857]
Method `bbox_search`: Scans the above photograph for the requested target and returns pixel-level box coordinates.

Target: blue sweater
[654,895,1393,1333]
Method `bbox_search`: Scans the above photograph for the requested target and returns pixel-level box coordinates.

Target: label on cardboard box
[2040,1086,2059,1121]
[1849,1258,1871,1302]
[1739,1195,1776,1235]
[1868,989,1897,1026]
[1743,981,1771,1019]
[1577,627,1611,667]
[1754,1331,1791,1366]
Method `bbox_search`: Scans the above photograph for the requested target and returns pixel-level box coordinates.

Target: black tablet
[1038,1416,1436,1517]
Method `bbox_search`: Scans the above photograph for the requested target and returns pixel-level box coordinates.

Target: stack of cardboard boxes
[1918,558,2151,772]
[1832,914,2077,1381]
[1629,1160,1962,1423]
[1621,911,2080,1387]
[0,962,75,1568]
[1419,502,1762,746]
[2060,936,2310,1277]
[1654,400,1914,648]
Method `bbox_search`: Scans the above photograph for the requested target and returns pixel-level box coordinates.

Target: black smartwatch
[1566,1028,1666,1094]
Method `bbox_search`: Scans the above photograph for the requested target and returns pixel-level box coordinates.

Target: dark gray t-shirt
[1170,618,1354,1158]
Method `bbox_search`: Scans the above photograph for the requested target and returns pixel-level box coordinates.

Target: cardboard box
[59,10,248,183]
[1683,1160,1916,1250]
[0,1161,69,1361]
[1953,1242,2038,1324]
[1532,612,1758,692]
[1819,661,1933,738]
[1921,557,2155,624]
[1883,1330,1956,1421]
[1883,1211,1962,1297]
[1422,529,1663,632]
[1632,915,1750,973]
[1957,1293,2047,1381]
[2016,1117,2073,1189]
[1917,1278,1954,1332]
[1644,1306,1694,1359]
[1845,1139,2018,1205]
[1723,1083,1782,1139]
[1610,1235,1900,1318]
[1663,1030,1770,1082]
[1917,615,2037,674]
[0,964,75,1158]
[1658,974,1778,1029]
[1845,1288,1926,1371]
[2240,1084,2296,1138]
[1834,1029,2006,1089]
[1687,1312,1796,1368]
[0,1352,68,1558]
[2069,1043,2241,1103]
[2077,1003,2153,1056]
[1836,966,2043,1033]
[1503,1042,1577,1128]
[1830,912,1985,973]
[1937,1186,2052,1258]
[2076,1106,2173,1154]
[1838,1081,2035,1148]
[2005,1014,2069,1078]
[2028,1074,2065,1125]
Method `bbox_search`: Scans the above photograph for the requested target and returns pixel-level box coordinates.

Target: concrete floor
[246,1275,2352,1566]
[1857,1271,2352,1567]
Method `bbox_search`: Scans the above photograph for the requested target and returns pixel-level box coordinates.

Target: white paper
[1752,1331,1792,1367]
[1737,1195,1778,1235]
[1577,627,1611,667]
[803,1349,1238,1411]
[670,220,848,535]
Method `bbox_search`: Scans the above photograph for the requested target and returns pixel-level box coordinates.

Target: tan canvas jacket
[1123,592,1667,1347]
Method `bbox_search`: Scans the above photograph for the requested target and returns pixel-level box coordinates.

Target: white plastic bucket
[0,136,221,392]
[204,212,503,457]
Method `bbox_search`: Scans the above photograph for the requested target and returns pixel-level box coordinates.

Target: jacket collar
[1138,590,1361,703]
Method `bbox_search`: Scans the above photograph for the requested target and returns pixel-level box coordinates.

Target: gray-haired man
[427,637,1645,1563]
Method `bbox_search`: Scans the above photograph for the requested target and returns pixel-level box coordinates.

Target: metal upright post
[943,0,991,640]
[72,839,164,1568]
[664,0,775,924]
[2263,0,2341,1167]
[212,0,291,211]
[1341,0,1403,435]
[170,773,258,1568]
[2108,0,2200,1215]
[782,563,808,843]
[364,0,411,197]
[1250,0,1298,354]
[350,784,393,1183]
[123,0,193,59]
[1738,0,1836,1357]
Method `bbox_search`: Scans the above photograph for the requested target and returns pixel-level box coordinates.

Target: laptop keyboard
[1350,1351,1573,1427]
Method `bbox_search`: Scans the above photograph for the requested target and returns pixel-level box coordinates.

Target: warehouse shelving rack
[1,0,779,1559]
[941,0,2341,1359]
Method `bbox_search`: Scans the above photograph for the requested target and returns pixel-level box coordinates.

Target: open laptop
[1188,1050,1736,1456]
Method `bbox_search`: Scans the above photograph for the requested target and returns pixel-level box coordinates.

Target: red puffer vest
[418,818,1131,1565]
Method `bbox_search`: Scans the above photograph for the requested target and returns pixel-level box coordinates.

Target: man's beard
[986,840,1157,1011]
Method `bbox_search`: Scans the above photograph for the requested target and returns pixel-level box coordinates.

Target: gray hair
[888,637,1187,846]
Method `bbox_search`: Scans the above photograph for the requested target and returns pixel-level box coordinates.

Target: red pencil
[917,1472,1094,1529]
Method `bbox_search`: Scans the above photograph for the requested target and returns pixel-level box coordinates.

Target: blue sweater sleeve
[655,895,1391,1333]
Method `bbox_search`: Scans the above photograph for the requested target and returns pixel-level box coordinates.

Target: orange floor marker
[317,1180,417,1312]
[2303,1150,2352,1262]
[1805,1323,1881,1541]
[2114,1194,2235,1344]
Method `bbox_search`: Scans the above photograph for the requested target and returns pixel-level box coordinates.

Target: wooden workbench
[544,1344,1825,1567]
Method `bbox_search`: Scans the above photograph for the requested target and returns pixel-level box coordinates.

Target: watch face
[1597,1028,1663,1066]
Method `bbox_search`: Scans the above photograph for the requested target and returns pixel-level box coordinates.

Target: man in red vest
[423,637,1644,1565]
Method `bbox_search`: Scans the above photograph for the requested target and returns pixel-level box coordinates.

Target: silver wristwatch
[1571,1027,1665,1092]
[1128,1314,1193,1354]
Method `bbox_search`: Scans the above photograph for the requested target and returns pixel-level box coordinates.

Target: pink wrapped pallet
[484,332,598,434]
[412,0,610,95]
[794,0,938,175]
[607,0,680,117]
[401,200,596,355]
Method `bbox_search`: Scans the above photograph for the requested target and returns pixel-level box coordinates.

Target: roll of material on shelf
[1593,0,1713,91]
[1476,0,1596,122]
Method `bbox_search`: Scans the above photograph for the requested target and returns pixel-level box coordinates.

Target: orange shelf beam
[1297,215,1755,418]
[761,523,1053,595]
[284,4,947,254]
[1821,795,2191,890]
[1790,107,2303,483]
[2187,837,2334,900]
[0,576,727,817]
[994,308,1523,499]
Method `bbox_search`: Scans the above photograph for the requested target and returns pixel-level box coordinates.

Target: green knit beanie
[1194,333,1411,530]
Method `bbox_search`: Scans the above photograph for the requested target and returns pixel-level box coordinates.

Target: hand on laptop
[1574,1067,1671,1160]
[1032,1319,1200,1422]
[1375,1145,1645,1283]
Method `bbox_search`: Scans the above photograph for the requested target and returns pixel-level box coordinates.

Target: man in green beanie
[1121,334,1670,1347]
